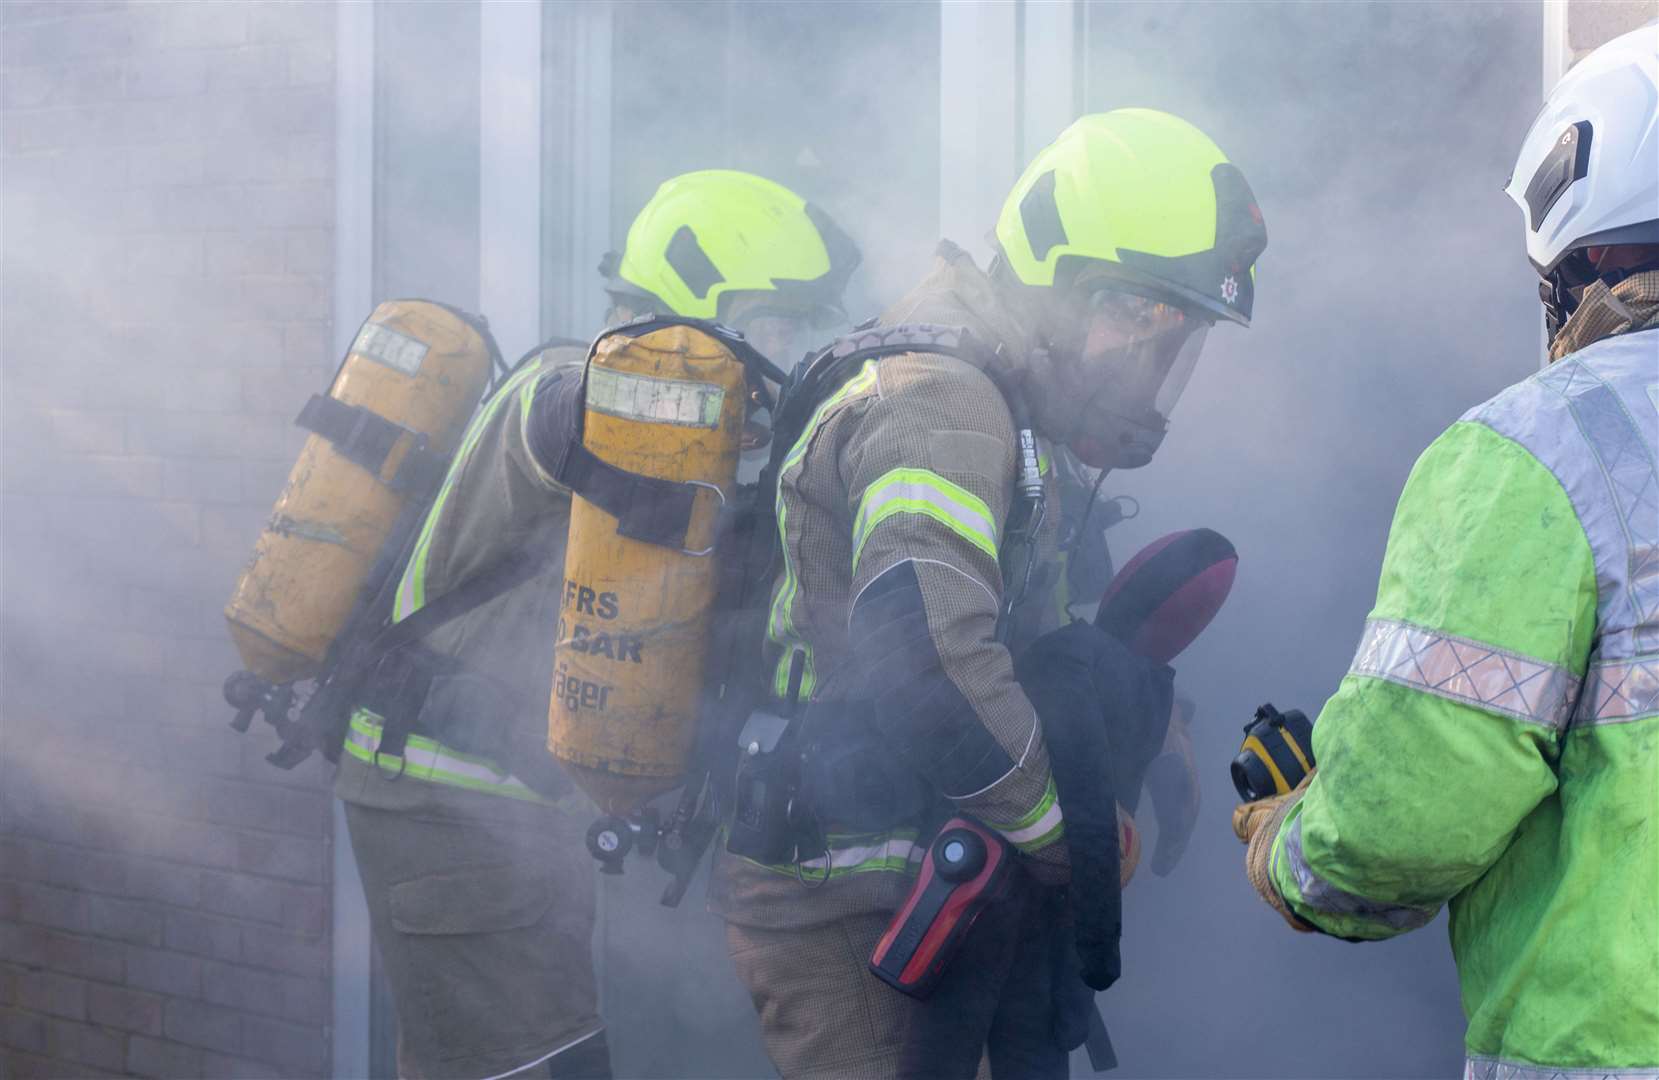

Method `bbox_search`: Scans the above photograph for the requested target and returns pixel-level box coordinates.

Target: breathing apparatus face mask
[1065,289,1211,471]
[727,303,821,453]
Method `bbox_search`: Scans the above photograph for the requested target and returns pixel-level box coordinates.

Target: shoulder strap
[766,322,999,478]
[366,542,552,657]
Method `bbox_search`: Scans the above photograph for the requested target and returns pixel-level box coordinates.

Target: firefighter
[1233,26,1658,1078]
[711,110,1268,1078]
[335,169,857,1080]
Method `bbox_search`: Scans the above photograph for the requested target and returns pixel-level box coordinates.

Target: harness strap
[541,315,772,553]
[294,394,448,494]
[555,441,710,550]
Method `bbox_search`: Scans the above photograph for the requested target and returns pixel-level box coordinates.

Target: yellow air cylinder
[225,301,493,684]
[550,323,746,814]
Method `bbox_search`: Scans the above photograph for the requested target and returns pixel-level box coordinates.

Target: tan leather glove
[1232,773,1316,933]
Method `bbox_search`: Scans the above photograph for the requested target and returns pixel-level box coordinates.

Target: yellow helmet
[995,109,1267,325]
[603,170,860,323]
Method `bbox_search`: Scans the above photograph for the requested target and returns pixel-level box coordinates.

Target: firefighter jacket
[713,246,1071,930]
[1267,276,1659,1076]
[335,343,588,814]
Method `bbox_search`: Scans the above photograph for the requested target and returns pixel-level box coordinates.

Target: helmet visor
[1153,323,1208,417]
[1081,290,1210,418]
[729,305,821,371]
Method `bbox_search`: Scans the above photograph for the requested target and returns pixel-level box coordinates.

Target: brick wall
[1,3,338,1076]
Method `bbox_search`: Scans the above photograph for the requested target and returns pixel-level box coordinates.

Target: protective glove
[1144,696,1200,876]
[1231,772,1316,933]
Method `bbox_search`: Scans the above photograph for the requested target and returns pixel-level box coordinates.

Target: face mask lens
[1081,292,1186,369]
[732,311,814,369]
[1153,323,1208,418]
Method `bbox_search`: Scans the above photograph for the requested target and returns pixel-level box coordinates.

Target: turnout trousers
[342,795,603,1079]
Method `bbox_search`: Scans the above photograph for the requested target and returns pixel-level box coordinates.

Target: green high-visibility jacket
[1269,327,1659,1078]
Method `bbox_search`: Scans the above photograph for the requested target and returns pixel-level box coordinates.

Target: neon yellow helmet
[602,170,859,323]
[995,109,1267,325]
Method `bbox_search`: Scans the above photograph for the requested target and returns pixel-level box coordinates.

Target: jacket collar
[1550,269,1659,361]
[881,241,1038,365]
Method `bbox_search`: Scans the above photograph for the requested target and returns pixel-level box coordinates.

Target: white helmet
[1506,22,1659,330]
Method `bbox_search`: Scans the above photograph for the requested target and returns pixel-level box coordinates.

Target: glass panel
[544,0,942,342]
[375,0,482,308]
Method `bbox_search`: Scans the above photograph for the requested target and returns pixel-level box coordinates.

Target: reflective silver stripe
[987,775,1064,852]
[1350,618,1580,731]
[1465,1055,1659,1079]
[851,468,999,570]
[1537,356,1659,657]
[1280,817,1437,932]
[1574,653,1659,726]
[999,799,1064,851]
[343,716,545,801]
[1471,333,1659,660]
[791,834,923,877]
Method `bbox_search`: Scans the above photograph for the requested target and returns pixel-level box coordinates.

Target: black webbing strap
[294,394,448,494]
[770,323,995,471]
[556,441,707,550]
[539,317,763,553]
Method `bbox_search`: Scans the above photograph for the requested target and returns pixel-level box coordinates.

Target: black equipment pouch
[726,723,805,865]
[726,648,809,866]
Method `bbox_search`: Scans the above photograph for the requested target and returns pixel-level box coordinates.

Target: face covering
[1065,290,1210,470]
[729,306,820,452]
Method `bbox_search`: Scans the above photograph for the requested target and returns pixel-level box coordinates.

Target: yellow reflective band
[395,360,547,621]
[851,467,998,573]
[767,360,881,698]
[779,360,879,476]
[989,778,1066,852]
[344,712,552,804]
[744,829,924,881]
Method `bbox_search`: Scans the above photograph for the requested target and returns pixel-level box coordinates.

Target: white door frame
[939,0,1078,264]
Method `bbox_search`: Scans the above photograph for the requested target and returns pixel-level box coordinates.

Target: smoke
[1072,3,1543,1077]
[587,5,1545,1076]
[0,2,1545,1078]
